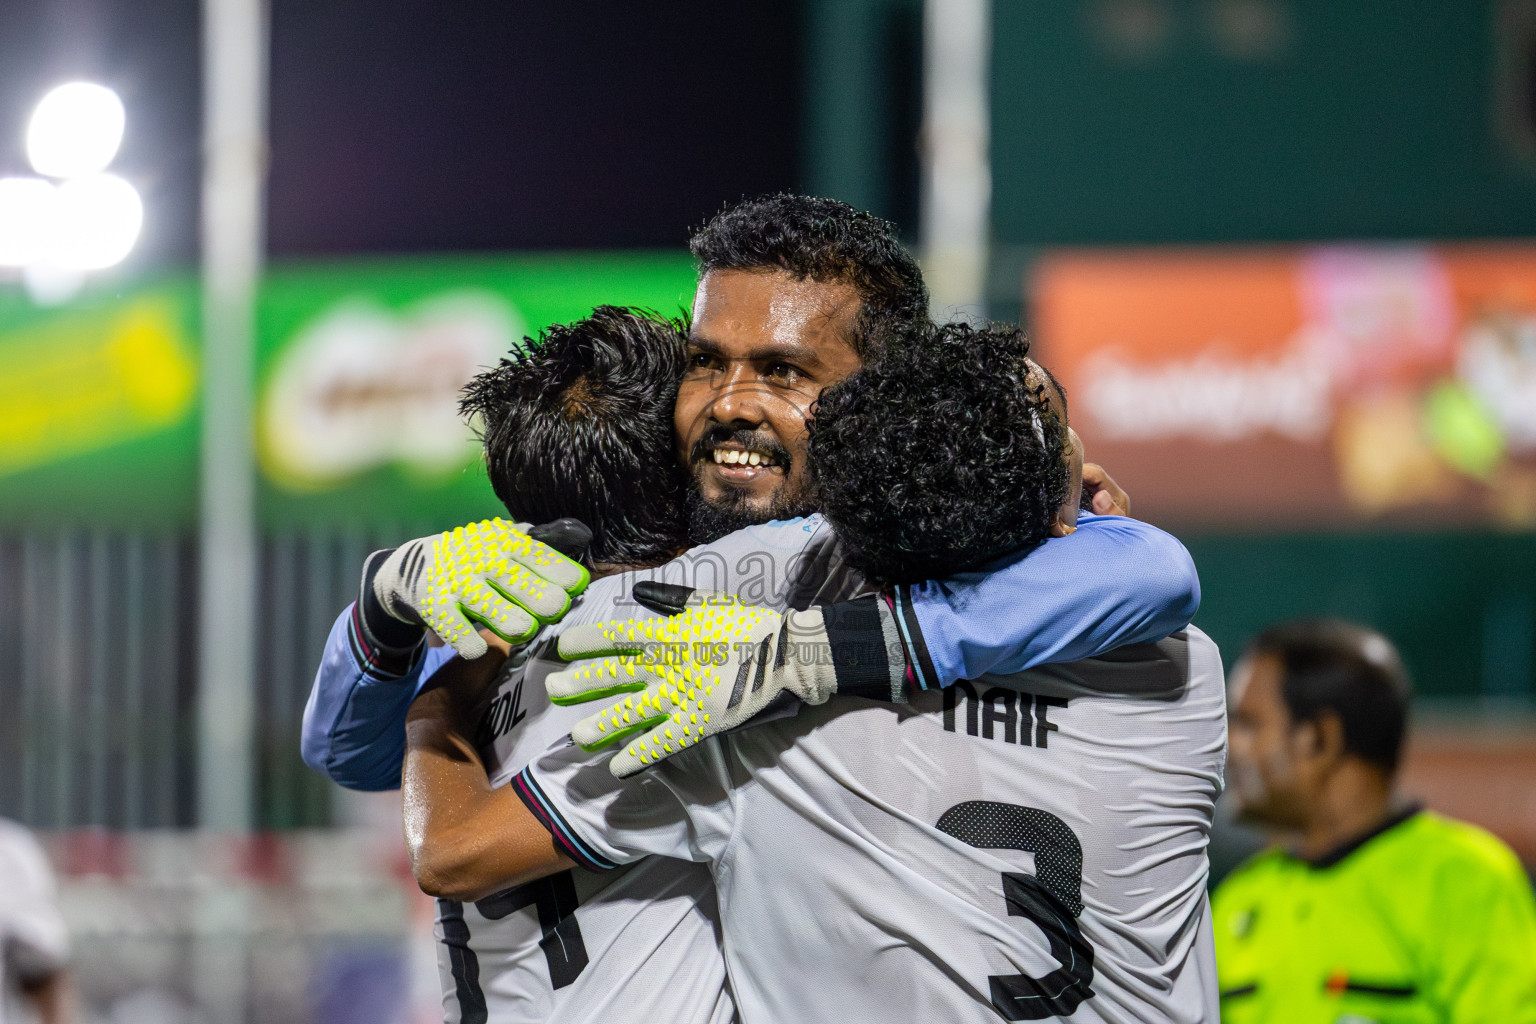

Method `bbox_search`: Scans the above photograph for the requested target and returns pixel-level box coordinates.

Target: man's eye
[688,352,718,370]
[767,362,800,381]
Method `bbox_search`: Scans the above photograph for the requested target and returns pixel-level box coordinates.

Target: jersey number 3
[937,801,1095,1020]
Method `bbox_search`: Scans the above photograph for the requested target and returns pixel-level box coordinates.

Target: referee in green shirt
[1213,619,1536,1024]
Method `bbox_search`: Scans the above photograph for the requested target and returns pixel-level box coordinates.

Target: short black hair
[808,319,1070,584]
[459,305,690,568]
[1248,619,1412,774]
[689,193,929,353]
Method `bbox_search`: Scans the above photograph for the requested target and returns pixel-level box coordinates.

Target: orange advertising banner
[1031,246,1536,527]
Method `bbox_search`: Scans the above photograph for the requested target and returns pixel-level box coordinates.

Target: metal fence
[0,529,420,830]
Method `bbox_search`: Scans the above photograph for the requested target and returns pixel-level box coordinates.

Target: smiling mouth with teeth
[709,448,779,468]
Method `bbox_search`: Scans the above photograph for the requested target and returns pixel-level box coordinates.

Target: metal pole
[921,0,992,318]
[198,0,267,833]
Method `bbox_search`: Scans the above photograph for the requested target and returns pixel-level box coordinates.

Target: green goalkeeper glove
[545,583,905,777]
[365,517,590,660]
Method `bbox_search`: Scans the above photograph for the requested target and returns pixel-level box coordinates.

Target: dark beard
[685,485,819,544]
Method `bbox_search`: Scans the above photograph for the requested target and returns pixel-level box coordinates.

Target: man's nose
[707,365,768,426]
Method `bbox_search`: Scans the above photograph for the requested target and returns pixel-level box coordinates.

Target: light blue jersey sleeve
[299,603,454,791]
[890,514,1200,689]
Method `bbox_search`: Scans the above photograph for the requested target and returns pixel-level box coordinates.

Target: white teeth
[711,449,774,468]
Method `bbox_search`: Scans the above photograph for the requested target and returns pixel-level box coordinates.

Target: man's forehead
[691,268,861,355]
[1231,653,1284,714]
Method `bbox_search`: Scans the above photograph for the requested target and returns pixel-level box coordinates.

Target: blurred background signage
[0,252,695,529]
[1034,245,1536,528]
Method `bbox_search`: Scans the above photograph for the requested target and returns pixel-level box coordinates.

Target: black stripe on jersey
[1220,984,1257,1000]
[1341,982,1417,998]
[437,899,488,1024]
[512,768,620,873]
[893,586,940,691]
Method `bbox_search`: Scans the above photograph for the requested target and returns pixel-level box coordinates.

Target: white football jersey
[436,518,857,1024]
[523,627,1228,1024]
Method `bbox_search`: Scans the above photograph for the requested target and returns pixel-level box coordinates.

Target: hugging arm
[301,602,452,792]
[546,515,1200,777]
[403,646,573,902]
[892,513,1200,688]
[301,519,591,792]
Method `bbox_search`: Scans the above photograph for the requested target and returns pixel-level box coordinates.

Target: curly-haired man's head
[678,194,929,544]
[809,319,1075,585]
[460,305,691,570]
[689,193,929,340]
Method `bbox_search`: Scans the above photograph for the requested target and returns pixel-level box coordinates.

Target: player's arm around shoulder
[300,602,447,791]
[1418,815,1536,1024]
[899,512,1202,685]
[403,635,574,902]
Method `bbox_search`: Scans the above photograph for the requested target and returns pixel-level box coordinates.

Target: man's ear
[1313,712,1347,763]
[1292,713,1345,766]
[1052,427,1084,537]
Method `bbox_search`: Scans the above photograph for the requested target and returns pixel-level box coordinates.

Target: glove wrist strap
[359,548,429,655]
[818,594,908,703]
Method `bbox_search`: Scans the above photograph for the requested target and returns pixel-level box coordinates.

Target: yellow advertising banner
[1031,246,1536,527]
[0,297,197,478]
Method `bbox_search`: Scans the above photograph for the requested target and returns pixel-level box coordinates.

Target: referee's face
[1229,653,1313,829]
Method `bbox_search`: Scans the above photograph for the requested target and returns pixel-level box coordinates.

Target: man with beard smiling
[674,196,921,542]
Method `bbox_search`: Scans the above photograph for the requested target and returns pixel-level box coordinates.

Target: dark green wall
[992,1,1536,245]
[1182,531,1536,700]
[807,3,1536,246]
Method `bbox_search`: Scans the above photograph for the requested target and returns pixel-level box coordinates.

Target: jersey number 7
[937,801,1095,1020]
[440,871,591,1023]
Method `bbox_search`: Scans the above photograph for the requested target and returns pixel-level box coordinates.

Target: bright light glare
[49,174,143,270]
[0,177,59,267]
[27,82,126,179]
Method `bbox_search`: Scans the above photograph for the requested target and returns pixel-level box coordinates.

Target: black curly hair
[809,320,1070,585]
[689,193,929,353]
[459,305,691,568]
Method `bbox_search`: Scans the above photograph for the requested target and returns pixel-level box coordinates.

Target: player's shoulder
[1073,512,1187,549]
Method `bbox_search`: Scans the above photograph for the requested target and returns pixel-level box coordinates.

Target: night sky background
[0,0,804,269]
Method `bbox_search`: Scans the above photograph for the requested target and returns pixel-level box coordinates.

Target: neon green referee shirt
[1213,807,1536,1024]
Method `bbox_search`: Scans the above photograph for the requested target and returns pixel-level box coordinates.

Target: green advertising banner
[256,252,696,529]
[0,251,697,529]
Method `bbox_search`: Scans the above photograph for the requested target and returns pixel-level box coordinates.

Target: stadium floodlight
[26,82,127,179]
[0,176,60,267]
[48,173,143,270]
